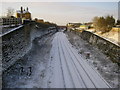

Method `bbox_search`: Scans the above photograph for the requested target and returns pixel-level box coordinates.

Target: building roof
[80,25,88,28]
[16,10,21,13]
[16,10,30,14]
[23,10,30,13]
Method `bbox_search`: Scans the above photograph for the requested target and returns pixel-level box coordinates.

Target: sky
[0,1,118,25]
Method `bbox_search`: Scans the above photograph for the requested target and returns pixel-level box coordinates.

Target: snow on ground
[2,32,54,88]
[87,28,120,45]
[47,32,111,88]
[3,30,119,88]
[94,29,120,45]
[65,31,119,88]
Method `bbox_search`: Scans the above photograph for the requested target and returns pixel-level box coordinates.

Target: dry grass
[95,28,120,45]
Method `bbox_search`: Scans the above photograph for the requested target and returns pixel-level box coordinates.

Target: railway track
[50,32,111,88]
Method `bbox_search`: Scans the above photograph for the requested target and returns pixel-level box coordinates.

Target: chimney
[21,6,23,13]
[27,7,28,11]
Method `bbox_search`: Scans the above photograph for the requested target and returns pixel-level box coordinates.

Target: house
[34,18,44,23]
[2,16,22,26]
[16,7,31,20]
[79,25,88,30]
[67,23,82,28]
[85,22,93,27]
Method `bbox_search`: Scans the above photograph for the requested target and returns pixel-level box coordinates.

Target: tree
[105,15,115,31]
[98,17,107,33]
[93,16,99,31]
[116,20,120,25]
[6,8,14,18]
[34,18,38,21]
[93,15,115,33]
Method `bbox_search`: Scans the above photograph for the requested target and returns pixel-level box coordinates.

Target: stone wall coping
[0,25,24,37]
[86,31,120,48]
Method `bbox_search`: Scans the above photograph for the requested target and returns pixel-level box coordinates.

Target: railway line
[49,32,111,88]
[2,31,113,88]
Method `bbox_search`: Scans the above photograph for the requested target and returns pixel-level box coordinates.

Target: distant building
[84,22,93,27]
[67,23,82,27]
[79,25,88,30]
[2,16,22,25]
[37,19,44,23]
[16,7,31,20]
[34,18,44,23]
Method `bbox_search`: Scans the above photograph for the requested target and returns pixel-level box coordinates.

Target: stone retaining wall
[2,23,56,71]
[73,30,120,64]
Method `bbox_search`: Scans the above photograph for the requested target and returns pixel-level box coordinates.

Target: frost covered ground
[2,32,55,88]
[65,31,119,88]
[47,32,111,88]
[87,28,120,45]
[2,30,119,88]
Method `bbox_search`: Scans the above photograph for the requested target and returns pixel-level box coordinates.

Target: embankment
[2,23,56,71]
[72,30,120,64]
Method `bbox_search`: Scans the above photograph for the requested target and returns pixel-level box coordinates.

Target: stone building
[16,7,31,20]
[34,18,44,23]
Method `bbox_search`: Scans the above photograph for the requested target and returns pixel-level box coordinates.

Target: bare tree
[6,7,14,17]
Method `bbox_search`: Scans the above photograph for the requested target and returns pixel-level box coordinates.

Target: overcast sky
[1,1,118,25]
